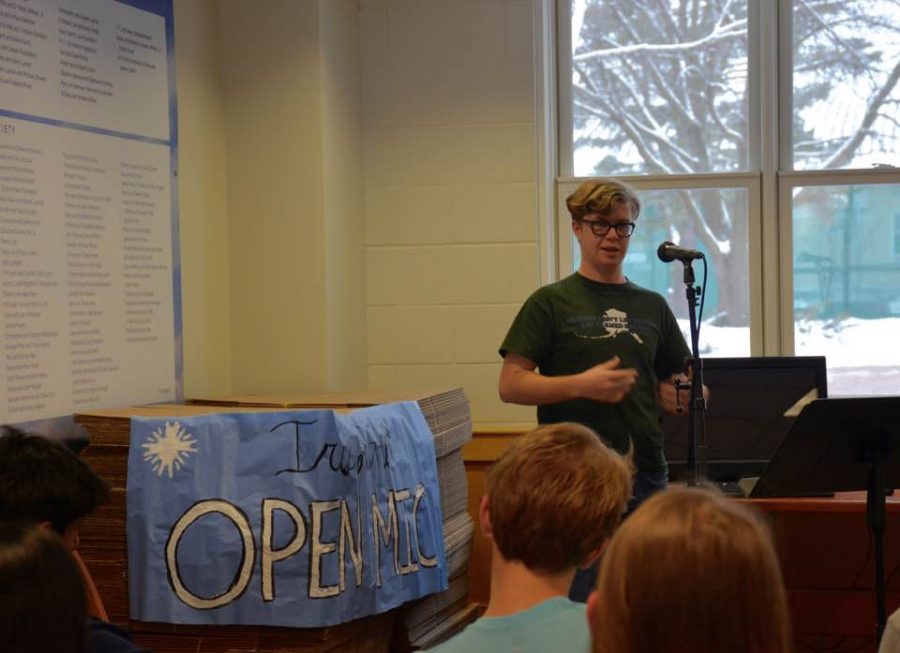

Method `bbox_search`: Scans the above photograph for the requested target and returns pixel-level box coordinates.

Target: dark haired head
[0,521,86,653]
[0,426,109,535]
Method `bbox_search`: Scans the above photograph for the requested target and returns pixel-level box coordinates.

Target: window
[557,0,900,394]
[894,213,900,257]
[565,184,754,357]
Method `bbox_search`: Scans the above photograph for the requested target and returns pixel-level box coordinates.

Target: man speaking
[498,178,692,600]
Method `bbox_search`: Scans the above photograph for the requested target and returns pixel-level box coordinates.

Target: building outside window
[894,213,900,257]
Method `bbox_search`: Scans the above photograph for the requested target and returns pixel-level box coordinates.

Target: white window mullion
[534,0,560,285]
[760,0,785,355]
[555,0,574,180]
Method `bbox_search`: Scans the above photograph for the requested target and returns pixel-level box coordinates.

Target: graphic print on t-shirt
[571,308,645,344]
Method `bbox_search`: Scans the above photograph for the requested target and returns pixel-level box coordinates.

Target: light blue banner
[126,402,447,627]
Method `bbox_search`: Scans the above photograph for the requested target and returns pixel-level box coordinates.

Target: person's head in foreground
[483,421,631,590]
[588,486,792,653]
[0,426,109,550]
[0,521,87,653]
[426,423,631,653]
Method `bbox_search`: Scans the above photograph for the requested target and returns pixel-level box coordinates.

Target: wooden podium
[748,494,900,652]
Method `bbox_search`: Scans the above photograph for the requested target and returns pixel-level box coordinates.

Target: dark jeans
[567,468,669,602]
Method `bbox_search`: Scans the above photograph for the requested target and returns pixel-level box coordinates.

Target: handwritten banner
[125,402,448,627]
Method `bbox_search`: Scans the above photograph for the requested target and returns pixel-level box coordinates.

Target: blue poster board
[126,402,448,627]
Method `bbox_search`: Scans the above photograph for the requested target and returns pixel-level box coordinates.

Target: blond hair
[566,178,641,221]
[592,487,792,653]
[487,422,632,573]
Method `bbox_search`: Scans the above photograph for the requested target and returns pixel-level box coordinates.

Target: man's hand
[575,356,638,403]
[498,353,637,406]
[658,372,710,416]
[658,373,689,415]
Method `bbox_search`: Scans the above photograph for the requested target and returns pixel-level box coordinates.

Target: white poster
[0,0,177,424]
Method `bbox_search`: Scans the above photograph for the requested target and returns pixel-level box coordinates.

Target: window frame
[556,173,764,355]
[777,169,900,353]
[552,0,900,359]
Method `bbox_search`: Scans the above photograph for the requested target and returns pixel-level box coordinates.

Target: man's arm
[498,352,638,406]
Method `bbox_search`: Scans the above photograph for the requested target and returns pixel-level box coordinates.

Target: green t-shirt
[500,273,690,472]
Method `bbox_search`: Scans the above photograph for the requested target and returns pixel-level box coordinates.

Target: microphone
[657,241,705,263]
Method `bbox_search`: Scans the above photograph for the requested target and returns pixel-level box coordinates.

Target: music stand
[749,396,900,643]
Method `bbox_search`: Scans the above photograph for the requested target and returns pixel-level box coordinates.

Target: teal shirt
[427,597,589,653]
[500,273,690,472]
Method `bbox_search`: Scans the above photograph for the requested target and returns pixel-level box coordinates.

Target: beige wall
[321,2,367,392]
[175,0,367,396]
[174,0,539,422]
[218,0,327,393]
[360,1,537,423]
[174,0,232,398]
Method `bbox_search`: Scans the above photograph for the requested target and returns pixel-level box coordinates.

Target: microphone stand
[680,260,707,485]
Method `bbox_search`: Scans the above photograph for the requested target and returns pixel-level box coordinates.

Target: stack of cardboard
[74,388,477,653]
[377,392,479,651]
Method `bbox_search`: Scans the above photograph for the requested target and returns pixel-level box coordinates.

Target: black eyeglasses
[578,218,636,238]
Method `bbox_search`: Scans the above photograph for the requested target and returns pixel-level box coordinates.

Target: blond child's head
[484,422,632,573]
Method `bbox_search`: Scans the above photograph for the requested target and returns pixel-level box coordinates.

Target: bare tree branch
[654,0,684,40]
[794,0,878,85]
[573,23,745,61]
[574,97,675,174]
[706,86,743,143]
[823,58,900,169]
[607,3,703,136]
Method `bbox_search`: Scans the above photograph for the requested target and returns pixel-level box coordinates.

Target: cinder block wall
[360,0,538,423]
[175,0,543,423]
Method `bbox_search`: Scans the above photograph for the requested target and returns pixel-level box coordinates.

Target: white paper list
[0,0,169,139]
[0,0,176,424]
